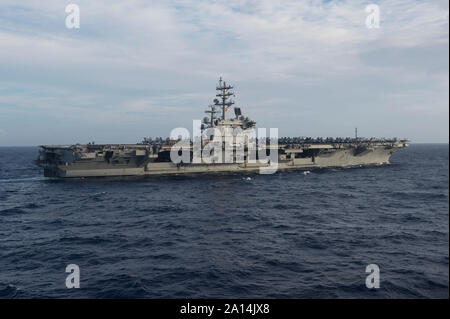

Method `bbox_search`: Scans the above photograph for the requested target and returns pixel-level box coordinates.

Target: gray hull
[37,142,407,178]
[34,78,409,178]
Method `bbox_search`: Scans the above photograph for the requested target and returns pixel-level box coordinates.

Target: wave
[0,176,47,183]
[0,208,28,216]
[0,284,19,298]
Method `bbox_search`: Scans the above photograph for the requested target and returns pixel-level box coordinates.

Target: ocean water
[0,144,448,299]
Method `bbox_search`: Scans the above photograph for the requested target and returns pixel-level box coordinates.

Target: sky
[0,0,448,146]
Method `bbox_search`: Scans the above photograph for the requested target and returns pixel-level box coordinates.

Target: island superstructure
[35,78,409,178]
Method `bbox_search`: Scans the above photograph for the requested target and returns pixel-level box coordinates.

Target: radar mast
[205,104,218,127]
[215,77,235,121]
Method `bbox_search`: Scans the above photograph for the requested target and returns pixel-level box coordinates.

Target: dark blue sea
[0,144,448,298]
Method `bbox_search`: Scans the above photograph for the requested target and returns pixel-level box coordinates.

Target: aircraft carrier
[35,78,409,178]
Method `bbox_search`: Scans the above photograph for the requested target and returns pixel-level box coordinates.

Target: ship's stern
[34,146,73,178]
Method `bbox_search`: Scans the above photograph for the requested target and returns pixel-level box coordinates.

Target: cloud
[0,0,448,145]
